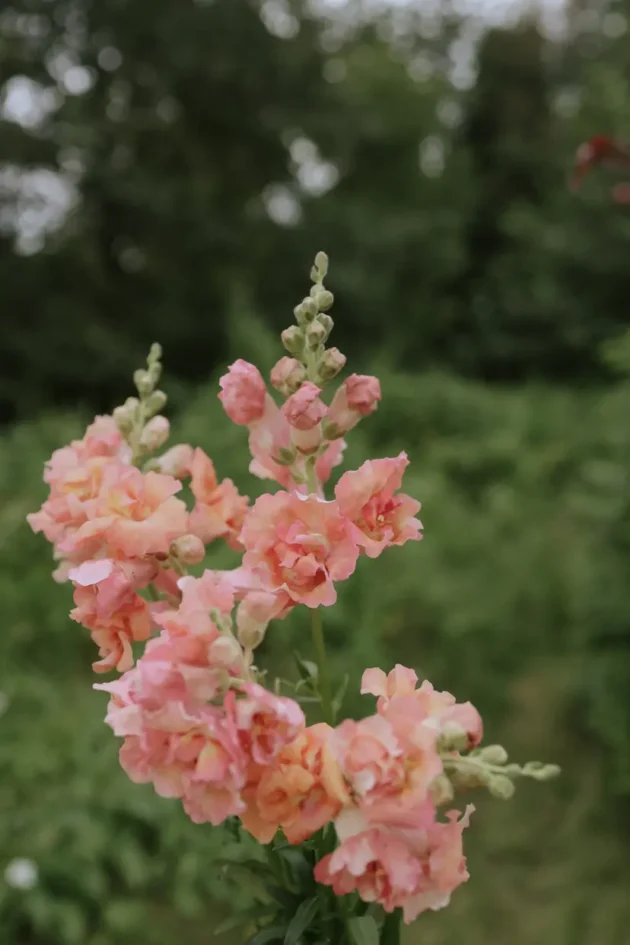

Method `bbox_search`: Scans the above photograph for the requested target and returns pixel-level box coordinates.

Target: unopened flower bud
[488,775,515,800]
[236,592,277,650]
[170,533,205,565]
[208,635,243,668]
[270,357,306,396]
[314,251,328,278]
[479,745,508,766]
[281,326,305,359]
[134,369,153,397]
[294,297,318,326]
[429,773,455,806]
[113,399,138,434]
[318,313,333,340]
[156,443,194,478]
[149,341,163,363]
[306,320,328,349]
[317,347,347,383]
[314,289,334,312]
[145,390,168,416]
[438,722,469,753]
[139,415,170,452]
[282,382,326,431]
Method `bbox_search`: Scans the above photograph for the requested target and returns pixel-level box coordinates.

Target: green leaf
[276,846,315,889]
[332,674,349,719]
[293,652,319,682]
[380,909,402,945]
[267,885,299,909]
[246,926,287,945]
[283,896,319,945]
[348,915,380,945]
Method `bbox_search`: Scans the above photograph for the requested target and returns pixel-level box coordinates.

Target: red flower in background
[571,135,630,203]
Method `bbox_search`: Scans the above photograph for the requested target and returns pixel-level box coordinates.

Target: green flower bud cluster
[442,743,560,801]
[113,342,170,463]
[281,251,346,386]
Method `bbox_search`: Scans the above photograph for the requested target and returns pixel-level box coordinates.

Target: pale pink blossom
[139,415,170,452]
[96,642,248,823]
[241,492,359,607]
[315,828,422,912]
[155,570,235,640]
[361,665,418,704]
[155,444,195,479]
[236,589,290,648]
[230,684,305,766]
[361,667,483,748]
[247,395,293,488]
[282,382,327,431]
[188,448,249,548]
[317,804,474,921]
[399,806,474,922]
[326,375,381,435]
[315,438,346,485]
[70,558,155,673]
[218,360,267,426]
[335,453,422,558]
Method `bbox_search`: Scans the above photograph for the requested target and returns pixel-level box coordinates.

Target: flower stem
[311,608,333,725]
[381,909,402,945]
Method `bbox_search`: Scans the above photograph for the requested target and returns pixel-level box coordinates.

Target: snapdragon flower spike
[28,254,560,942]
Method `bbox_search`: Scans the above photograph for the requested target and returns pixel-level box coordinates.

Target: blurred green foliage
[3,340,630,944]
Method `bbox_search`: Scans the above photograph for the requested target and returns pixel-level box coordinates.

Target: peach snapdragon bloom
[361,666,483,748]
[69,558,155,673]
[241,723,349,844]
[188,448,249,548]
[59,465,189,562]
[27,416,130,560]
[335,452,422,558]
[241,492,359,607]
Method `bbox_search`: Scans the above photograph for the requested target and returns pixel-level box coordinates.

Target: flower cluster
[29,252,558,939]
[27,345,249,672]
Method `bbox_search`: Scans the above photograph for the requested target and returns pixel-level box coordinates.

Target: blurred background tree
[2,0,630,944]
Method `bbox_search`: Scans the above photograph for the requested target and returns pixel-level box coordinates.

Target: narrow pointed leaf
[348,915,379,945]
[284,896,319,945]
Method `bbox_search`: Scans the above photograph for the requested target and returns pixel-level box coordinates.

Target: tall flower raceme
[29,253,559,945]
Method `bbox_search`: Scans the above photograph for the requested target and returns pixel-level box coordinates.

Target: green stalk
[381,909,402,945]
[311,608,333,725]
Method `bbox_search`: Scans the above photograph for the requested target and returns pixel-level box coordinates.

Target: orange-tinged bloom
[188,448,249,548]
[243,723,349,844]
